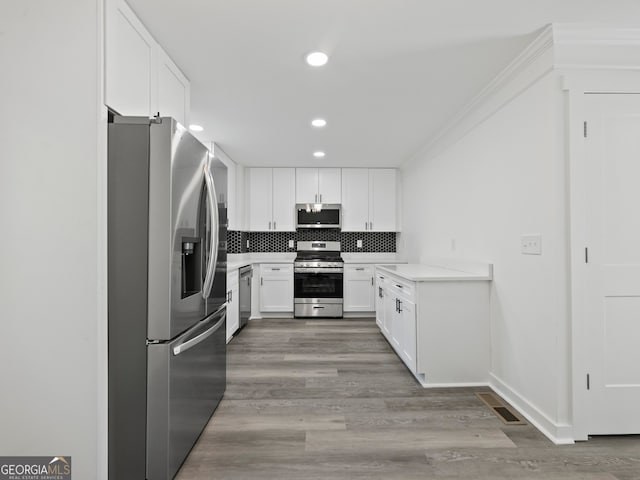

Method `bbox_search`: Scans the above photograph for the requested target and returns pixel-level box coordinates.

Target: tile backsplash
[227,230,396,254]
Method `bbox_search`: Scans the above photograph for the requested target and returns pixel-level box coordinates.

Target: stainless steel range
[294,241,344,318]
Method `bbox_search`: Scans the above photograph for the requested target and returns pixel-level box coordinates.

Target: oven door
[294,270,343,300]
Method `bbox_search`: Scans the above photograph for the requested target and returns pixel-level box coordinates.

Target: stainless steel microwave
[296,203,341,229]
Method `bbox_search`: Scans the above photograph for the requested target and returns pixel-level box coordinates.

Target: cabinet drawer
[386,276,415,302]
[261,263,293,275]
[345,264,374,276]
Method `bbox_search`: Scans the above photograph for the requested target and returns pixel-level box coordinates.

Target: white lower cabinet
[226,269,240,342]
[375,265,490,386]
[259,264,294,312]
[375,273,386,330]
[343,264,375,312]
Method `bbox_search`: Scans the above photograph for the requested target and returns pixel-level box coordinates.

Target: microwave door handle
[202,161,219,299]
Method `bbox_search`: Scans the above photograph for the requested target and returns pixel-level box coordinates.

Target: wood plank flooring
[176,318,640,480]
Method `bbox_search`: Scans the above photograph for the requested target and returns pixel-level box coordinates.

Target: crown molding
[403,24,640,168]
[403,25,554,167]
[553,24,640,46]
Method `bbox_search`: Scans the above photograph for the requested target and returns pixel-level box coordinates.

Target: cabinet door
[398,298,416,372]
[156,47,190,127]
[318,168,341,203]
[295,168,318,203]
[247,168,273,231]
[390,298,402,351]
[226,270,240,342]
[382,290,395,341]
[375,276,386,329]
[344,265,375,312]
[226,284,240,342]
[341,168,370,232]
[369,169,397,232]
[105,0,154,116]
[260,265,293,312]
[272,168,296,231]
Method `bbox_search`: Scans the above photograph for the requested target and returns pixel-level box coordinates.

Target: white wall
[0,1,106,477]
[401,72,572,441]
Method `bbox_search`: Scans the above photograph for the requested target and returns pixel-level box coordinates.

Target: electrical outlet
[246,239,250,249]
[288,239,294,248]
[357,239,363,248]
[521,234,542,255]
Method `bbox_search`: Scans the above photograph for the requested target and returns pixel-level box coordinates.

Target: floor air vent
[476,392,527,425]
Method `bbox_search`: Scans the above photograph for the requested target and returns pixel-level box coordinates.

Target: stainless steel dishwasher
[239,265,252,330]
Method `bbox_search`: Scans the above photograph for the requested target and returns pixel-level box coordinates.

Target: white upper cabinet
[212,144,243,231]
[247,168,272,232]
[105,0,190,125]
[295,168,341,204]
[369,169,397,232]
[272,168,296,231]
[342,168,397,232]
[341,169,370,231]
[105,0,154,116]
[247,168,295,231]
[156,48,190,127]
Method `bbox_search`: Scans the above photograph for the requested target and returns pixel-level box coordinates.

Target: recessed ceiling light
[313,151,325,158]
[311,118,327,128]
[189,124,204,132]
[305,51,328,67]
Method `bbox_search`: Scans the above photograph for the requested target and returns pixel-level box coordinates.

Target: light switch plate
[357,239,363,248]
[288,240,294,248]
[521,234,542,255]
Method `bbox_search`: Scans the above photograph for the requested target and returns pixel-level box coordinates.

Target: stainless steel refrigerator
[108,116,227,480]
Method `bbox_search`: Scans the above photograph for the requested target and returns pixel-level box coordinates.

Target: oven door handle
[294,268,344,274]
[312,306,325,309]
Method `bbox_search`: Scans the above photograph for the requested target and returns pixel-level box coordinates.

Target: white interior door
[584,93,640,435]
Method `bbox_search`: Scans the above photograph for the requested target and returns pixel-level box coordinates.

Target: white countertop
[342,253,403,264]
[376,262,493,282]
[227,253,296,272]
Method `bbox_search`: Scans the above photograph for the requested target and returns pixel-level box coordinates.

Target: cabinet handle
[271,268,281,271]
[396,284,403,289]
[261,278,263,286]
[378,287,383,298]
[229,290,233,302]
[319,193,322,202]
[274,221,277,230]
[355,267,365,271]
[371,277,374,285]
[365,221,368,230]
[315,194,318,202]
[369,221,373,230]
[268,221,271,230]
[398,299,403,312]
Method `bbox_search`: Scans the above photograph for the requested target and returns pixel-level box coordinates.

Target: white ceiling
[126,0,640,167]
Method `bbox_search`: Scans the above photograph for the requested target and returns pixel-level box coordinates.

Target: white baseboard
[489,373,574,445]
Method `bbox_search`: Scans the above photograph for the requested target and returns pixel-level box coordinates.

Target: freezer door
[147,307,226,480]
[148,118,212,340]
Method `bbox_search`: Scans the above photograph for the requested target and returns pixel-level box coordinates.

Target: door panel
[148,119,209,340]
[585,94,640,435]
[272,168,296,231]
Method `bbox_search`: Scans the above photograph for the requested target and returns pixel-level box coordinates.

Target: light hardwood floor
[176,318,640,480]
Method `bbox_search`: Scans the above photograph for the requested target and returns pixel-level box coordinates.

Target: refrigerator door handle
[172,309,226,356]
[202,161,220,299]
